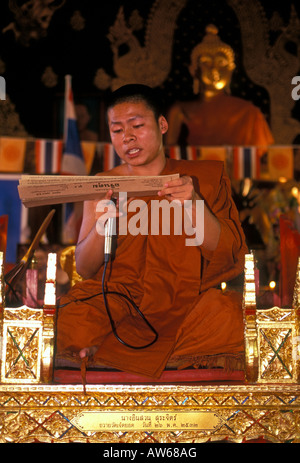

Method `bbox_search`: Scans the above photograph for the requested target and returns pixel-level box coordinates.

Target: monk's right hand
[95,189,122,236]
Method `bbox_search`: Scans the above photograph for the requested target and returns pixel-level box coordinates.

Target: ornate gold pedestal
[1,383,300,443]
[1,252,300,443]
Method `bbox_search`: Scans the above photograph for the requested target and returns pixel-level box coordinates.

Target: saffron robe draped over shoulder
[168,92,274,147]
[56,158,248,378]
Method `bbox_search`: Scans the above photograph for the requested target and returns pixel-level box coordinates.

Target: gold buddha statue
[166,25,274,147]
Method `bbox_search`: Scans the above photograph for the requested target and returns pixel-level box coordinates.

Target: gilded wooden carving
[1,252,300,443]
[243,252,300,384]
[0,384,300,443]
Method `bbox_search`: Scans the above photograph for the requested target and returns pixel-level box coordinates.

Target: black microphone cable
[102,216,158,350]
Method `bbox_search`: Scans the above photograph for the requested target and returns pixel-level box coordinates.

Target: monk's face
[107,101,168,170]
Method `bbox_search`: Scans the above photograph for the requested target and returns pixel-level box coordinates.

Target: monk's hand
[158,175,198,204]
[94,189,122,236]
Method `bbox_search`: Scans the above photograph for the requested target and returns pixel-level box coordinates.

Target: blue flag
[61,75,86,175]
[61,75,86,244]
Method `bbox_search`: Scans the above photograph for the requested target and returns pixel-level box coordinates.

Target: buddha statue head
[189,24,236,98]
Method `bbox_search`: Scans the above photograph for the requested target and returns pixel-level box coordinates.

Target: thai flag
[233,146,260,180]
[185,145,198,161]
[60,75,86,244]
[167,145,182,160]
[35,139,63,174]
[166,145,199,160]
[61,75,86,176]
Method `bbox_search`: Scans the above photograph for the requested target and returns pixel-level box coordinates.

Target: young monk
[56,84,248,378]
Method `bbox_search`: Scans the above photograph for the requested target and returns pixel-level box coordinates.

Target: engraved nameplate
[71,410,222,432]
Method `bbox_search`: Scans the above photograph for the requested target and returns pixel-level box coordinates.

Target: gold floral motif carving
[1,324,42,383]
[0,305,55,384]
[0,384,300,443]
[243,253,300,383]
[257,307,296,323]
[258,326,297,382]
[4,306,43,322]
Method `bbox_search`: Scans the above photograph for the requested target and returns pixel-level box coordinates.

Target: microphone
[104,216,115,263]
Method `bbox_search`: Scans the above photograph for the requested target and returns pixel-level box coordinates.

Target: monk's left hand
[158,175,198,204]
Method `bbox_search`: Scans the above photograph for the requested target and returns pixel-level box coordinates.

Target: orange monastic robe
[56,158,248,378]
[168,92,274,147]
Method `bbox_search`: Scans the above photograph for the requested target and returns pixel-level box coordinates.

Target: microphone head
[104,217,115,261]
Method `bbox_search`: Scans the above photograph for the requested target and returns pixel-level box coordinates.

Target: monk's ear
[159,116,168,134]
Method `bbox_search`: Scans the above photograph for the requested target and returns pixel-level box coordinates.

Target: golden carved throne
[1,249,299,386]
[1,248,300,443]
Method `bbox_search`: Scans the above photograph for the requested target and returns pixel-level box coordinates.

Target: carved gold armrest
[243,253,300,383]
[0,305,56,384]
[0,252,56,384]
